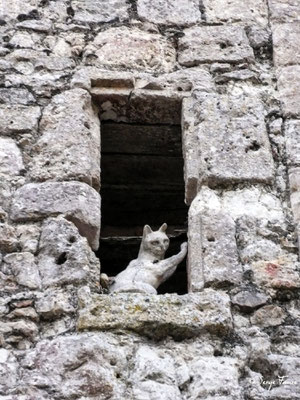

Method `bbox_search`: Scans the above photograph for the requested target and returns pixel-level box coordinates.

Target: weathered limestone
[277,65,300,117]
[178,26,254,66]
[231,291,269,313]
[203,0,268,25]
[251,256,300,292]
[137,0,202,26]
[3,252,41,290]
[250,305,286,327]
[0,224,18,253]
[73,0,129,23]
[268,0,300,23]
[30,89,100,189]
[194,92,274,186]
[188,193,243,290]
[10,182,101,250]
[273,22,300,66]
[78,289,233,339]
[84,27,176,73]
[285,120,300,166]
[35,289,75,319]
[187,357,242,399]
[0,138,24,176]
[182,97,200,205]
[37,217,100,287]
[0,106,40,135]
[0,0,38,20]
[0,88,35,105]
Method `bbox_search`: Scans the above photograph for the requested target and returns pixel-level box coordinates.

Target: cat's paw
[180,242,188,254]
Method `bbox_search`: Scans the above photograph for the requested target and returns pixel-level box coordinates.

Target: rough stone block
[245,354,300,399]
[194,92,274,186]
[137,0,202,26]
[268,0,300,23]
[30,89,100,190]
[271,326,300,356]
[277,65,300,117]
[0,88,35,105]
[0,138,24,176]
[273,23,300,66]
[250,305,286,327]
[10,182,100,250]
[73,0,129,23]
[285,120,300,166]
[187,357,242,399]
[203,0,268,25]
[77,289,233,339]
[4,252,41,289]
[0,224,18,253]
[0,106,40,135]
[251,256,300,291]
[0,0,38,19]
[178,26,254,66]
[231,290,269,313]
[22,333,130,399]
[84,27,176,73]
[35,289,75,319]
[182,97,200,205]
[37,218,100,287]
[188,195,243,291]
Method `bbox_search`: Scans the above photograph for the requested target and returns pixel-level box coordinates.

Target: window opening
[95,90,188,294]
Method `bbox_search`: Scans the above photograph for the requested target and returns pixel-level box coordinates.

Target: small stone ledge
[77,289,233,340]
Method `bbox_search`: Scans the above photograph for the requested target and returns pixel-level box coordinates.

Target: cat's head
[140,223,170,258]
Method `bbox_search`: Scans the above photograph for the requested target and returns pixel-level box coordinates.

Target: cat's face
[142,224,170,258]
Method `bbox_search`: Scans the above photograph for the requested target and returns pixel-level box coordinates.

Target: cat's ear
[143,225,153,236]
[159,223,168,232]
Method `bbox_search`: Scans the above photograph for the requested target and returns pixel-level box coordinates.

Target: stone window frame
[72,68,203,294]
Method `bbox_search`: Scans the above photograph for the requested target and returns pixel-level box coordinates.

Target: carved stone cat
[108,223,187,294]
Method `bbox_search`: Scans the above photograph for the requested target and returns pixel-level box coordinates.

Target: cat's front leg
[158,242,188,284]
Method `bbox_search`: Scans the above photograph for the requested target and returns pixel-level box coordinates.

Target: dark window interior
[95,93,188,294]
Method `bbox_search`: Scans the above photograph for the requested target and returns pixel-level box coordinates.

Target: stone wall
[0,0,300,399]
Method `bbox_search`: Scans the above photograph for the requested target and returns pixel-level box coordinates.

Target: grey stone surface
[250,305,286,327]
[30,89,100,190]
[137,0,202,26]
[251,256,300,292]
[3,252,41,290]
[285,119,300,166]
[231,291,269,312]
[277,65,300,117]
[188,197,243,290]
[273,22,300,66]
[84,27,176,73]
[0,224,18,253]
[0,138,24,176]
[78,289,233,339]
[35,289,75,319]
[187,357,242,399]
[194,92,274,186]
[73,0,129,23]
[268,0,300,23]
[203,0,268,25]
[10,182,100,250]
[0,106,40,136]
[178,26,254,66]
[0,88,35,105]
[37,217,100,288]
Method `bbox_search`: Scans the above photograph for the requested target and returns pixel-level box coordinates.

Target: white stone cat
[108,223,187,294]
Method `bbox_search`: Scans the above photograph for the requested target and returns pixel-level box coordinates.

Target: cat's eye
[151,240,159,245]
[164,239,169,244]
